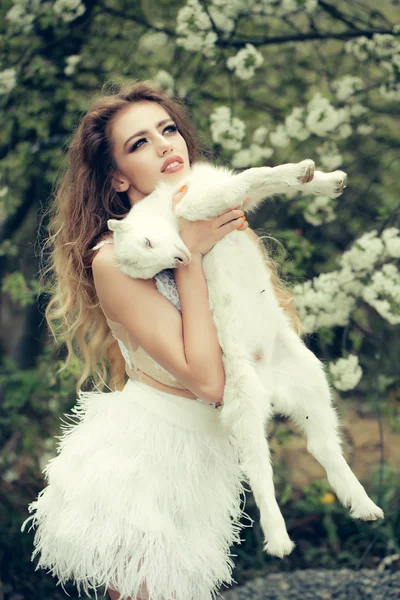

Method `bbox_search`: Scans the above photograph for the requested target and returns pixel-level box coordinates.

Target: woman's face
[110,100,191,207]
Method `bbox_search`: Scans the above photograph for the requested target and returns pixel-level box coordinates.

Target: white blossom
[363,264,400,325]
[372,33,400,59]
[329,355,363,391]
[293,271,357,332]
[211,0,242,12]
[252,126,269,145]
[209,0,239,33]
[210,106,246,151]
[231,143,273,168]
[303,195,336,227]
[306,93,349,137]
[336,123,352,140]
[226,44,264,80]
[379,81,400,102]
[176,83,189,99]
[345,36,374,61]
[0,69,17,95]
[2,468,19,483]
[269,124,291,148]
[48,398,61,413]
[6,0,39,32]
[248,0,317,15]
[152,70,175,95]
[316,141,342,171]
[176,0,217,57]
[345,34,400,102]
[357,124,374,135]
[332,76,364,102]
[53,0,86,23]
[285,106,309,141]
[340,230,385,273]
[248,0,275,15]
[382,228,400,259]
[138,32,169,54]
[350,103,369,118]
[304,0,318,11]
[64,54,81,76]
[0,174,8,204]
[293,228,400,333]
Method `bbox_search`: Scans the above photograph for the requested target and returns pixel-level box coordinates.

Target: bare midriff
[124,363,199,400]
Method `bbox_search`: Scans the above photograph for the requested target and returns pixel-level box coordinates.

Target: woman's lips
[163,163,184,174]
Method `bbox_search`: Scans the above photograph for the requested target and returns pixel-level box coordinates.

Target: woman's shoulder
[91,234,114,251]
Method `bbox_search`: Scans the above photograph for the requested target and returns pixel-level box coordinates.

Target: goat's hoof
[297,159,315,184]
[310,169,348,198]
[349,497,384,521]
[263,536,296,558]
[336,174,347,194]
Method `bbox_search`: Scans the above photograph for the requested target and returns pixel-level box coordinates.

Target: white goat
[108,159,384,559]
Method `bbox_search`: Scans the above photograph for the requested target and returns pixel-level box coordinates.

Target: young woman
[21,81,303,600]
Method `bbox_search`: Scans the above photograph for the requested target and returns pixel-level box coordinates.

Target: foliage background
[0,0,399,598]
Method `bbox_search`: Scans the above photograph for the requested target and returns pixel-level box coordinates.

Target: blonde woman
[21,81,303,600]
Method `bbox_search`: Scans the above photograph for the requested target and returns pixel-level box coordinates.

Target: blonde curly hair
[38,80,304,396]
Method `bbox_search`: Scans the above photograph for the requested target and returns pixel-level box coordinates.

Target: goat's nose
[174,254,190,267]
[174,248,191,267]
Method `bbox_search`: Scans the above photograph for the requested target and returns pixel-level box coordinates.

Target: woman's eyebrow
[123,118,173,149]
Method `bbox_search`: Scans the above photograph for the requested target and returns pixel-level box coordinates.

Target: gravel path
[220,568,400,600]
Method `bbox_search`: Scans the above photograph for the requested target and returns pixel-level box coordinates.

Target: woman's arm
[174,253,225,401]
[92,245,225,404]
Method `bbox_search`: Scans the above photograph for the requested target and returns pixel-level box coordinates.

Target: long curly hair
[38,79,305,396]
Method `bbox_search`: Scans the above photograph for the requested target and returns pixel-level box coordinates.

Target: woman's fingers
[217,215,248,238]
[214,208,245,228]
[172,184,187,209]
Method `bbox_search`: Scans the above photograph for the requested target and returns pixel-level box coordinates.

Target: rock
[221,568,400,600]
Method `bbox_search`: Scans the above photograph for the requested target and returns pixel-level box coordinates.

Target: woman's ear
[111,171,130,193]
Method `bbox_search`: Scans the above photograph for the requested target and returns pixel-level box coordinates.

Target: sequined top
[91,237,222,408]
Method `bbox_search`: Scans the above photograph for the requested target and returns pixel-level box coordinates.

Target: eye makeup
[129,124,178,152]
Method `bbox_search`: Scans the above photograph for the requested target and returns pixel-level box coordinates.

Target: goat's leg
[175,160,346,222]
[221,358,296,558]
[204,271,296,558]
[268,333,384,521]
[233,160,347,214]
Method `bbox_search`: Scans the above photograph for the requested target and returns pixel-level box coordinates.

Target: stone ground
[220,568,400,600]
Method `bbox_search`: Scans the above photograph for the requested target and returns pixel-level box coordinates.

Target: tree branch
[90,2,400,50]
[99,3,176,36]
[318,1,366,31]
[219,28,399,48]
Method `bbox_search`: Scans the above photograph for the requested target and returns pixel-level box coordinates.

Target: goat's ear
[107,219,118,232]
[107,219,122,232]
[108,219,131,232]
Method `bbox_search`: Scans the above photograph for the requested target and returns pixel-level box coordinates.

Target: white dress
[20,243,253,600]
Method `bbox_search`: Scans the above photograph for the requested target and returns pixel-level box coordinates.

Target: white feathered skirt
[20,377,253,600]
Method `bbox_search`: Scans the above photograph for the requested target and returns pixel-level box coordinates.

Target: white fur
[108,159,384,558]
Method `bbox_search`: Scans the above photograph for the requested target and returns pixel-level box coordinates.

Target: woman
[21,81,303,600]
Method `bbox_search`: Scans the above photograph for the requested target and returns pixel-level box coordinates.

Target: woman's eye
[165,124,177,134]
[144,238,152,247]
[129,124,177,152]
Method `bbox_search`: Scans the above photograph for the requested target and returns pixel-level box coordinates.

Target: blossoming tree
[1,0,399,399]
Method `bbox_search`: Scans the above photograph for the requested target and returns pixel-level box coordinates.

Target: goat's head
[108,196,191,279]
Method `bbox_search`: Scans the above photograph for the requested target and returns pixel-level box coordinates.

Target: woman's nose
[157,139,173,156]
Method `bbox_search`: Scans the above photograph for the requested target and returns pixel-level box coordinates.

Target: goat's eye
[144,238,152,248]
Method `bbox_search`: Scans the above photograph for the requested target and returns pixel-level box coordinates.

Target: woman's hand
[172,186,248,259]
